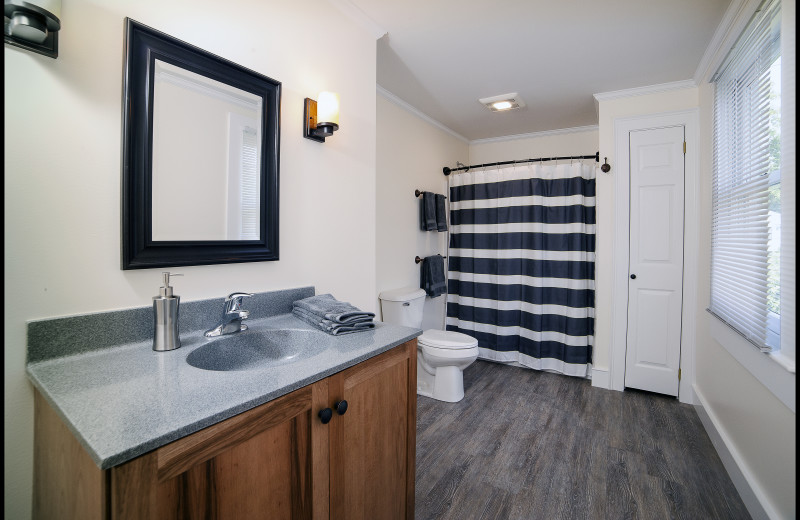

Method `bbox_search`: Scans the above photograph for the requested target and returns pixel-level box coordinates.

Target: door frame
[610,109,699,404]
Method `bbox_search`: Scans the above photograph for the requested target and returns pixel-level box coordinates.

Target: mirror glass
[121,18,280,270]
[152,60,263,241]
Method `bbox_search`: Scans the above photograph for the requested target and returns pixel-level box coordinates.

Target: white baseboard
[693,385,776,520]
[590,368,610,389]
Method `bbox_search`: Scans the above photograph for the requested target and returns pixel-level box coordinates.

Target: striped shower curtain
[446,162,595,377]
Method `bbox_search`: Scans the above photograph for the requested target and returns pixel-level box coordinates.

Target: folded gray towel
[421,255,447,298]
[420,191,437,231]
[435,194,448,232]
[293,307,373,331]
[293,293,375,324]
[292,308,375,335]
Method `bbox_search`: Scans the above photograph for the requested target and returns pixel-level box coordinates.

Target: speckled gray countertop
[26,287,421,470]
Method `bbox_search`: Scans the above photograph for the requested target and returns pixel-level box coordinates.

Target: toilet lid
[419,329,478,349]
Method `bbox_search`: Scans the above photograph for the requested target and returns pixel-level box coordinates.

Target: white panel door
[625,126,685,396]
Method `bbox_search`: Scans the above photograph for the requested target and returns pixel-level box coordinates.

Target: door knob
[335,400,348,415]
[630,274,637,279]
[318,408,333,424]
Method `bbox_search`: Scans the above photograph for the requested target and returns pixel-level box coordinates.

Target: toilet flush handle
[402,302,410,307]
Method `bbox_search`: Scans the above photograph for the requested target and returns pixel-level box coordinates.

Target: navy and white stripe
[446,163,596,377]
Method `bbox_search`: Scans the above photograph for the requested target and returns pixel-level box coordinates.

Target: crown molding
[593,79,697,102]
[327,0,387,39]
[693,0,762,84]
[470,125,599,146]
[376,84,469,143]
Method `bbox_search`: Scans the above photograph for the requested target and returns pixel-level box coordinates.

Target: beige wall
[469,128,598,165]
[4,1,377,518]
[594,88,700,370]
[376,95,468,330]
[693,82,795,520]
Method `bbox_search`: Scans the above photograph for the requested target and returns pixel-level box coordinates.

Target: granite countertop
[26,288,421,470]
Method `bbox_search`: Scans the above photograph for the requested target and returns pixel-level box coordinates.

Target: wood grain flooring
[415,360,750,520]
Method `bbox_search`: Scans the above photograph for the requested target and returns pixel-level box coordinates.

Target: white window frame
[707,0,795,412]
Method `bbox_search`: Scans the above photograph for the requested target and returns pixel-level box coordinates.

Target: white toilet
[379,287,479,403]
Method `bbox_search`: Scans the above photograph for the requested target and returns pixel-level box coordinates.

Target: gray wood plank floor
[415,360,750,520]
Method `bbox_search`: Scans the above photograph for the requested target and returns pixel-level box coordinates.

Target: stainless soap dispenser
[153,271,183,351]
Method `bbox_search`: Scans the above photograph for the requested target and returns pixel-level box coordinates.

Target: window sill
[708,312,795,412]
[767,350,796,373]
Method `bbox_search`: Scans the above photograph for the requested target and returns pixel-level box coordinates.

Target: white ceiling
[351,0,731,141]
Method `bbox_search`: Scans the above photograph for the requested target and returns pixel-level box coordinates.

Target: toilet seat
[419,329,478,350]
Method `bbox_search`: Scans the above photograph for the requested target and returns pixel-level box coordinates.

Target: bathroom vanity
[27,287,421,519]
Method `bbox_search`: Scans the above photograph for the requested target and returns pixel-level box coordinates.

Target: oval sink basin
[186,329,326,371]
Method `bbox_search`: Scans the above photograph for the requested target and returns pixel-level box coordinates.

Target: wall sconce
[4,0,61,58]
[304,92,340,142]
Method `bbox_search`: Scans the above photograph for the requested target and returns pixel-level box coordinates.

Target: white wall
[3,1,377,518]
[469,127,599,165]
[595,88,700,370]
[376,93,468,330]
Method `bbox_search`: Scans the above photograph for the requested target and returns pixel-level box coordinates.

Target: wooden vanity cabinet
[33,339,417,520]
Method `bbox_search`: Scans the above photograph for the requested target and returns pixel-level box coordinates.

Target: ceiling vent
[479,92,526,112]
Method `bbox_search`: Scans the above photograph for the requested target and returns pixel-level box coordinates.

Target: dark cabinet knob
[318,408,333,424]
[630,274,637,279]
[335,400,348,415]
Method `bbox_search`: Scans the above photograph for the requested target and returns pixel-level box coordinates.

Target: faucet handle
[225,292,254,312]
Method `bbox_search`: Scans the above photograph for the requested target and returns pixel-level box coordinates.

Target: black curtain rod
[443,152,600,176]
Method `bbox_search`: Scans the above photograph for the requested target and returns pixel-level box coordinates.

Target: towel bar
[415,189,446,199]
[415,255,446,264]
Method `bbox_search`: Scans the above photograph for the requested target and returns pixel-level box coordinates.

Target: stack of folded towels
[292,294,376,335]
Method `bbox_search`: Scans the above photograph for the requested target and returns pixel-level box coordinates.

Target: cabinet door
[112,379,330,520]
[329,340,417,520]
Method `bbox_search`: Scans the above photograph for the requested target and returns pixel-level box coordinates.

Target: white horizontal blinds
[240,126,259,240]
[711,0,781,351]
[779,0,795,362]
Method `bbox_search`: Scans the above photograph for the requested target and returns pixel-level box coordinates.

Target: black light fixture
[4,0,61,58]
[303,92,340,142]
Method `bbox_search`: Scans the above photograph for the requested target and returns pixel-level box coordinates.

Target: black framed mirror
[121,18,280,269]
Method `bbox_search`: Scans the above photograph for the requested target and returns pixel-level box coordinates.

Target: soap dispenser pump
[153,272,183,351]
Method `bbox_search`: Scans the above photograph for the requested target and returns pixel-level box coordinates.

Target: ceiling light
[479,93,526,112]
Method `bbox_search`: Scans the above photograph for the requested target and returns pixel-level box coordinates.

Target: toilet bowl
[417,329,479,402]
[378,287,479,403]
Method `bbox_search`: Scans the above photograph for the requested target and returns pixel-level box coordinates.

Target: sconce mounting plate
[303,98,325,142]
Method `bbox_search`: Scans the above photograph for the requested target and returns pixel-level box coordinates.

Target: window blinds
[240,127,260,240]
[710,0,781,351]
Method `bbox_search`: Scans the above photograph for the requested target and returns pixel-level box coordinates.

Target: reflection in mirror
[152,60,263,241]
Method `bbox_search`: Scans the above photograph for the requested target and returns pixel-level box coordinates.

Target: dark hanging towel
[421,254,447,298]
[419,191,437,231]
[435,194,448,231]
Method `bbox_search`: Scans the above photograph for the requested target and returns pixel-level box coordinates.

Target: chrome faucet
[205,292,254,337]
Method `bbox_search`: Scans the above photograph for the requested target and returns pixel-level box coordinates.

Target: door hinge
[683,142,686,155]
[678,368,682,380]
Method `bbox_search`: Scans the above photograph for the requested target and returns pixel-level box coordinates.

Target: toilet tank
[378,287,426,327]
